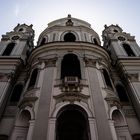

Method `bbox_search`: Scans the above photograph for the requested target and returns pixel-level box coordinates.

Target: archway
[56,105,90,140]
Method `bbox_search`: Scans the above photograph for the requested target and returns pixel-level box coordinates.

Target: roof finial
[68,14,71,18]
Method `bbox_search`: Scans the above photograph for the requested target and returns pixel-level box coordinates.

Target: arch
[102,69,113,88]
[40,38,46,45]
[17,110,31,127]
[2,42,15,56]
[61,53,81,79]
[132,134,140,140]
[116,84,129,102]
[61,31,79,41]
[112,109,125,126]
[10,84,23,105]
[28,68,38,89]
[0,135,8,140]
[64,32,76,42]
[122,43,135,56]
[52,102,93,118]
[93,38,99,45]
[56,104,91,140]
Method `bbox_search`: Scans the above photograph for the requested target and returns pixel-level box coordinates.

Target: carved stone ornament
[53,92,89,104]
[84,57,97,67]
[45,58,57,67]
[0,72,15,81]
[66,14,73,26]
[127,73,139,82]
[18,88,38,107]
[105,92,121,109]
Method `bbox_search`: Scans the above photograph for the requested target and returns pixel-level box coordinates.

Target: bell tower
[0,23,34,62]
[0,24,34,119]
[102,24,140,120]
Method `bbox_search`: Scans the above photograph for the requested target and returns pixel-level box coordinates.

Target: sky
[0,0,140,45]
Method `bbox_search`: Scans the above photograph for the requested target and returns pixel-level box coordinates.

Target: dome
[37,15,101,46]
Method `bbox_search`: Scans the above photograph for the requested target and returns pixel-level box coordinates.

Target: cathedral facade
[0,15,140,140]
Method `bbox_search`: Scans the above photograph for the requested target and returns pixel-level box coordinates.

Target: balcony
[61,76,81,92]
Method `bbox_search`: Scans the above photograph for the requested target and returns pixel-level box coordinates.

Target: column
[109,120,118,140]
[26,120,35,140]
[32,58,56,140]
[85,58,113,140]
[47,118,56,140]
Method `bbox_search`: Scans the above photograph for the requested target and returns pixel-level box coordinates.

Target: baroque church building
[0,15,140,140]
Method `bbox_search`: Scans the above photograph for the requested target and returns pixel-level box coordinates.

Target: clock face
[12,36,20,40]
[118,36,126,41]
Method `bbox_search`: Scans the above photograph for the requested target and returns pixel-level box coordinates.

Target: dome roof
[47,14,91,28]
[37,15,101,46]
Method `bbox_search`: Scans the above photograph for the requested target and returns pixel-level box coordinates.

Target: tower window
[64,33,76,42]
[61,54,81,79]
[10,84,23,105]
[116,84,129,102]
[122,44,135,56]
[28,68,38,89]
[19,28,23,32]
[2,42,15,56]
[103,69,113,88]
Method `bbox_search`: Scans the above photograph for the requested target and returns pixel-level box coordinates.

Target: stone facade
[0,15,140,140]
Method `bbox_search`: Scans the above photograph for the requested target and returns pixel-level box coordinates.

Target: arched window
[122,44,135,56]
[116,84,129,102]
[64,33,76,42]
[28,68,38,89]
[0,135,8,140]
[10,84,23,105]
[40,38,46,46]
[2,42,15,56]
[94,38,99,45]
[56,105,90,140]
[102,69,113,88]
[112,110,125,126]
[61,54,81,79]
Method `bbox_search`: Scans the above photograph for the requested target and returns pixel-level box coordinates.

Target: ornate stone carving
[84,57,97,67]
[18,88,39,107]
[127,73,139,82]
[54,92,89,104]
[45,58,57,67]
[66,14,73,26]
[104,88,121,109]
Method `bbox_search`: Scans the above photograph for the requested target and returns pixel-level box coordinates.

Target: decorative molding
[127,73,139,82]
[53,92,89,104]
[122,107,136,117]
[0,72,15,82]
[45,58,57,67]
[84,57,97,67]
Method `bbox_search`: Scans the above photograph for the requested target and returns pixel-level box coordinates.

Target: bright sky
[0,0,140,45]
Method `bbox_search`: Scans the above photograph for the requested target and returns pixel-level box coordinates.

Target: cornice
[28,42,110,65]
